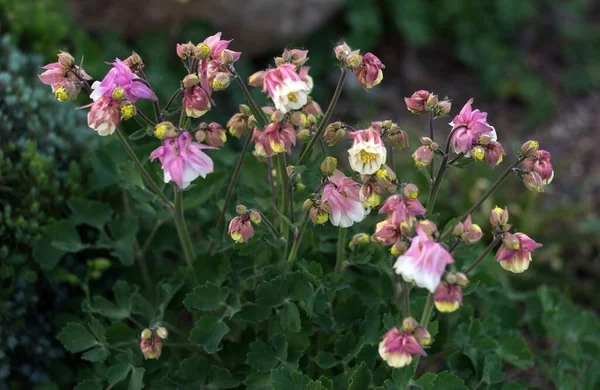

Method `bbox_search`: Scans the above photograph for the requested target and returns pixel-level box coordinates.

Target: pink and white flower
[379,194,427,225]
[495,232,542,273]
[348,129,387,175]
[252,122,296,157]
[434,282,463,313]
[89,59,157,103]
[38,52,91,100]
[354,53,385,89]
[183,84,212,118]
[263,64,312,114]
[521,150,554,184]
[449,99,496,154]
[201,32,241,64]
[150,132,215,189]
[84,95,121,136]
[321,170,368,228]
[378,327,426,368]
[228,215,255,243]
[393,222,454,293]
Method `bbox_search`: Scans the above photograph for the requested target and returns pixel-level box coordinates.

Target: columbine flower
[321,170,367,228]
[483,141,505,168]
[303,199,331,225]
[434,282,463,313]
[198,32,241,65]
[39,52,91,100]
[252,122,296,157]
[404,90,431,114]
[449,99,496,154]
[275,48,309,68]
[89,59,157,103]
[379,327,426,368]
[227,111,250,138]
[393,222,454,293]
[521,150,554,184]
[453,215,483,245]
[84,96,121,136]
[263,63,312,114]
[228,214,255,243]
[195,122,227,147]
[379,193,426,225]
[522,171,544,193]
[140,329,162,360]
[354,53,384,89]
[348,129,387,175]
[490,206,510,231]
[183,84,212,118]
[323,121,346,146]
[496,232,542,273]
[150,132,215,189]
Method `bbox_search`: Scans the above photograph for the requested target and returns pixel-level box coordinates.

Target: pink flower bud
[235,205,247,214]
[248,70,266,87]
[412,146,434,169]
[402,317,419,332]
[182,74,200,88]
[385,124,410,150]
[460,215,482,245]
[228,215,255,243]
[334,42,353,61]
[403,184,419,200]
[520,140,539,157]
[521,150,554,184]
[303,99,323,118]
[490,206,509,230]
[483,141,505,168]
[58,51,75,69]
[140,333,162,360]
[123,51,144,70]
[373,165,397,194]
[227,112,249,138]
[249,211,262,224]
[200,122,227,147]
[522,171,544,193]
[270,110,285,123]
[434,282,462,313]
[183,85,211,118]
[282,48,309,68]
[177,42,195,60]
[435,100,452,117]
[252,122,296,157]
[354,53,384,89]
[404,90,431,114]
[212,72,230,91]
[345,51,363,69]
[413,326,432,346]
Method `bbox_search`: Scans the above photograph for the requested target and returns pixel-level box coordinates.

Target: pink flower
[453,215,483,245]
[263,64,312,113]
[202,32,241,64]
[412,145,434,169]
[196,122,227,147]
[354,53,385,89]
[321,170,367,227]
[140,334,162,360]
[393,222,454,292]
[150,132,215,189]
[434,282,463,313]
[483,141,505,167]
[228,215,255,243]
[378,327,426,368]
[84,96,121,136]
[183,85,212,118]
[450,99,496,154]
[348,129,387,175]
[495,232,542,273]
[521,150,554,184]
[89,59,157,103]
[38,53,91,100]
[404,90,431,114]
[252,122,296,157]
[379,194,426,225]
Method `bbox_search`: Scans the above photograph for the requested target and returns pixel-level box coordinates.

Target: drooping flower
[434,282,463,313]
[195,122,227,147]
[252,122,296,157]
[521,150,554,184]
[228,214,255,243]
[150,132,215,189]
[354,53,385,89]
[393,222,454,293]
[84,95,121,136]
[379,192,426,225]
[263,63,312,114]
[183,84,212,118]
[522,171,544,193]
[303,199,331,225]
[449,99,496,154]
[38,52,91,100]
[404,90,431,114]
[495,232,543,273]
[140,330,163,360]
[323,121,346,146]
[348,129,387,175]
[227,110,250,138]
[378,327,426,368]
[321,170,367,228]
[89,59,157,103]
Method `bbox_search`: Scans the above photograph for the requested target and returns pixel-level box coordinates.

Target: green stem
[420,292,435,329]
[229,67,269,125]
[287,211,310,269]
[115,129,173,209]
[462,236,502,275]
[139,69,160,123]
[256,210,284,242]
[297,68,347,165]
[425,125,463,211]
[402,280,411,317]
[335,228,346,273]
[276,154,290,246]
[161,88,183,121]
[428,111,435,199]
[174,190,196,272]
[137,109,156,127]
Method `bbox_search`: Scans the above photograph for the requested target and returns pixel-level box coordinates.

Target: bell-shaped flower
[252,122,296,157]
[495,232,542,273]
[228,214,255,243]
[321,170,367,228]
[263,63,312,114]
[434,282,463,313]
[348,129,387,175]
[521,150,554,184]
[449,99,496,154]
[89,59,157,103]
[378,327,426,368]
[354,53,385,89]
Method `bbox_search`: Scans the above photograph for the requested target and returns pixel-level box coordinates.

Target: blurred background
[1,0,599,389]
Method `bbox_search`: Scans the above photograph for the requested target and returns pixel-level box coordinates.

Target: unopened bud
[490,206,509,229]
[403,184,419,200]
[212,72,230,91]
[302,199,314,210]
[303,100,323,118]
[239,104,252,116]
[502,233,520,250]
[283,48,309,67]
[323,122,346,146]
[249,211,262,224]
[290,112,307,127]
[520,140,539,157]
[195,130,207,143]
[183,74,200,89]
[58,51,75,69]
[349,233,370,249]
[119,101,137,120]
[156,327,168,339]
[346,52,362,69]
[522,171,544,193]
[310,202,331,225]
[412,146,434,169]
[320,157,337,176]
[453,221,464,237]
[414,327,432,346]
[334,42,352,61]
[402,317,419,332]
[426,94,439,110]
[445,273,457,284]
[296,129,311,142]
[236,205,247,215]
[478,133,494,145]
[405,90,431,114]
[462,223,482,245]
[194,43,210,59]
[435,100,452,117]
[220,50,235,65]
[141,329,152,339]
[270,110,285,123]
[454,272,469,287]
[154,121,178,139]
[386,127,409,150]
[248,71,266,87]
[471,146,486,161]
[124,51,144,70]
[54,86,70,102]
[390,241,408,256]
[177,42,195,60]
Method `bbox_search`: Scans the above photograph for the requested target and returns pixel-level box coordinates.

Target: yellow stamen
[112,87,125,101]
[55,86,70,101]
[359,150,377,163]
[287,92,298,103]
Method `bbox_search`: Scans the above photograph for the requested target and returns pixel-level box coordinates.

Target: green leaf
[128,367,145,390]
[348,362,372,390]
[195,253,231,285]
[155,280,183,320]
[482,354,504,384]
[208,366,240,389]
[496,333,534,369]
[237,304,271,323]
[411,371,468,390]
[501,380,528,390]
[246,335,288,373]
[175,356,208,384]
[131,293,154,321]
[106,363,130,387]
[118,161,144,189]
[411,372,436,390]
[74,380,102,390]
[189,315,230,353]
[82,345,109,362]
[129,127,149,140]
[109,213,140,240]
[46,220,87,252]
[385,366,416,389]
[256,275,288,307]
[56,323,98,353]
[68,199,113,229]
[441,218,459,238]
[184,282,229,311]
[281,301,302,332]
[32,237,66,270]
[244,372,272,390]
[106,322,137,345]
[270,367,328,390]
[316,352,339,369]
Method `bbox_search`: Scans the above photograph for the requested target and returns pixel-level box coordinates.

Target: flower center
[359,150,377,163]
[287,92,298,103]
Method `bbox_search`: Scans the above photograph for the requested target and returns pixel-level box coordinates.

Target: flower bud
[248,71,266,87]
[194,43,210,59]
[346,52,362,69]
[502,233,520,250]
[435,100,452,117]
[334,42,352,61]
[490,206,509,230]
[54,86,70,102]
[390,241,408,256]
[454,272,469,287]
[462,223,482,245]
[220,50,235,65]
[156,327,168,339]
[374,165,397,194]
[236,204,247,214]
[403,184,419,200]
[478,133,493,145]
[227,113,249,138]
[302,199,314,210]
[249,210,262,224]
[303,100,323,118]
[522,171,544,193]
[419,137,434,147]
[387,128,409,150]
[419,220,438,239]
[434,282,462,313]
[402,317,419,332]
[212,72,230,91]
[154,121,178,139]
[270,110,285,123]
[119,101,137,120]
[239,104,252,116]
[296,129,311,142]
[177,42,195,60]
[323,121,346,146]
[183,74,200,89]
[290,112,307,127]
[413,326,432,346]
[412,146,434,169]
[228,215,255,243]
[520,140,539,157]
[141,329,152,339]
[426,94,439,110]
[124,51,144,70]
[283,48,309,68]
[58,51,75,69]
[309,202,331,225]
[349,233,370,249]
[453,222,464,237]
[404,90,431,114]
[320,157,338,176]
[445,273,457,284]
[471,145,486,161]
[200,122,227,147]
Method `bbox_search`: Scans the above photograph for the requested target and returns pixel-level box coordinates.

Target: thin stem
[276,154,290,245]
[439,156,526,241]
[115,129,173,209]
[228,67,269,125]
[137,109,156,127]
[257,210,283,241]
[335,228,346,273]
[138,69,160,123]
[448,239,460,254]
[214,131,254,233]
[141,220,164,257]
[318,136,328,156]
[286,211,310,269]
[463,236,501,275]
[67,69,92,93]
[447,152,465,166]
[282,154,295,225]
[161,88,183,121]
[178,108,186,128]
[389,144,395,174]
[174,190,196,273]
[297,68,347,165]
[428,112,435,195]
[402,280,411,317]
[420,292,435,328]
[426,126,464,211]
[267,158,277,211]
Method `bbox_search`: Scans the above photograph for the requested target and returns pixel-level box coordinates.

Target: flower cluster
[39,52,92,101]
[228,206,263,243]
